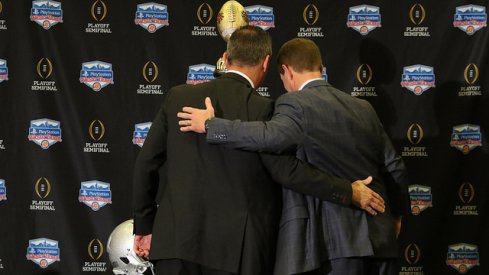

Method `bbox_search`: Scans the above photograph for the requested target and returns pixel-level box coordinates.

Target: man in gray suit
[178,38,409,275]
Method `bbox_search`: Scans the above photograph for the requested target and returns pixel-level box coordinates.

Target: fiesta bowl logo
[0,179,6,201]
[447,243,480,273]
[30,1,63,30]
[28,119,62,149]
[409,185,432,215]
[132,122,152,147]
[322,67,328,81]
[79,181,112,211]
[401,65,435,95]
[135,2,169,33]
[245,5,275,31]
[26,238,60,268]
[186,64,215,85]
[347,5,381,35]
[450,124,482,154]
[454,5,487,35]
[80,61,114,92]
[0,59,8,83]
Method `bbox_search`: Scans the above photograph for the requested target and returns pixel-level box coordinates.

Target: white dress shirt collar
[226,70,255,88]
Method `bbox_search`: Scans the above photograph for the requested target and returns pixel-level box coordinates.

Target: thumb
[362,176,373,185]
[205,97,213,110]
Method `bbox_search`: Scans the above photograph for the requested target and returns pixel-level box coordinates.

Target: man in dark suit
[133,28,384,275]
[178,38,410,275]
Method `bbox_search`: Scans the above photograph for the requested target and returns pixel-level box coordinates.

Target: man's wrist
[204,117,213,133]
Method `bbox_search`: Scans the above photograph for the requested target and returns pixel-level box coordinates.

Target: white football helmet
[106,219,154,275]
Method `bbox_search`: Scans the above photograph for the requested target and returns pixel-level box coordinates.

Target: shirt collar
[299,78,323,91]
[226,70,255,88]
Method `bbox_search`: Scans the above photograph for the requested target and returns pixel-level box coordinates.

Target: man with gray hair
[133,27,382,275]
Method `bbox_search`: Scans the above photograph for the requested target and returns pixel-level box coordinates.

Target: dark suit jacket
[206,80,410,274]
[132,74,353,274]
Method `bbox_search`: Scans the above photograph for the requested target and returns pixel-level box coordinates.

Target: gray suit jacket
[206,80,410,275]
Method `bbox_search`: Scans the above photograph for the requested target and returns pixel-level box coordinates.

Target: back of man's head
[277,38,323,74]
[227,26,272,67]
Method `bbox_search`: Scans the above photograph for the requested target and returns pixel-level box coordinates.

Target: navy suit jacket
[133,75,353,274]
[206,80,410,274]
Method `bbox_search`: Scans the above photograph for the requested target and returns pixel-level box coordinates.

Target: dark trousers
[299,257,397,275]
[153,259,235,275]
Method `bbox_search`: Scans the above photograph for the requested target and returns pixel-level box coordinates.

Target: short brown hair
[277,38,323,74]
[227,26,272,67]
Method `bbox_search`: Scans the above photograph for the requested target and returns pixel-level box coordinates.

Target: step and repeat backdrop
[0,0,488,274]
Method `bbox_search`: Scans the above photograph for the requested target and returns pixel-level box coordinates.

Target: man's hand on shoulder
[177,97,215,133]
[351,176,386,216]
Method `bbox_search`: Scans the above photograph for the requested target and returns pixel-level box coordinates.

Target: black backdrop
[0,0,488,274]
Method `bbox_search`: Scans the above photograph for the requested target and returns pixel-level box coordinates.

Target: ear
[262,55,270,73]
[223,52,229,67]
[282,64,293,80]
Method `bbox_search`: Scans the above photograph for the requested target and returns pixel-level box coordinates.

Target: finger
[365,206,377,216]
[178,120,191,126]
[142,250,149,258]
[180,126,194,132]
[362,176,373,185]
[370,199,385,213]
[371,191,385,204]
[177,112,192,119]
[205,97,213,110]
[182,107,200,113]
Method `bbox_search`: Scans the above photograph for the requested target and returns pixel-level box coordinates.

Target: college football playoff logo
[35,177,51,199]
[89,120,106,142]
[404,243,421,265]
[409,4,426,25]
[464,64,479,85]
[88,239,104,260]
[91,0,108,21]
[142,61,159,83]
[197,3,213,25]
[303,4,319,25]
[407,123,424,145]
[459,182,475,204]
[36,58,53,79]
[356,64,372,85]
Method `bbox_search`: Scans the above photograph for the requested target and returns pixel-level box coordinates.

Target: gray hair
[227,26,272,67]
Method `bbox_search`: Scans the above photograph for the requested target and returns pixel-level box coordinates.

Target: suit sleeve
[366,102,410,216]
[261,154,353,205]
[380,129,411,216]
[132,91,171,235]
[254,98,352,206]
[206,94,304,154]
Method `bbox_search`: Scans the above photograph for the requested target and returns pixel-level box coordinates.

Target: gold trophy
[215,1,249,76]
